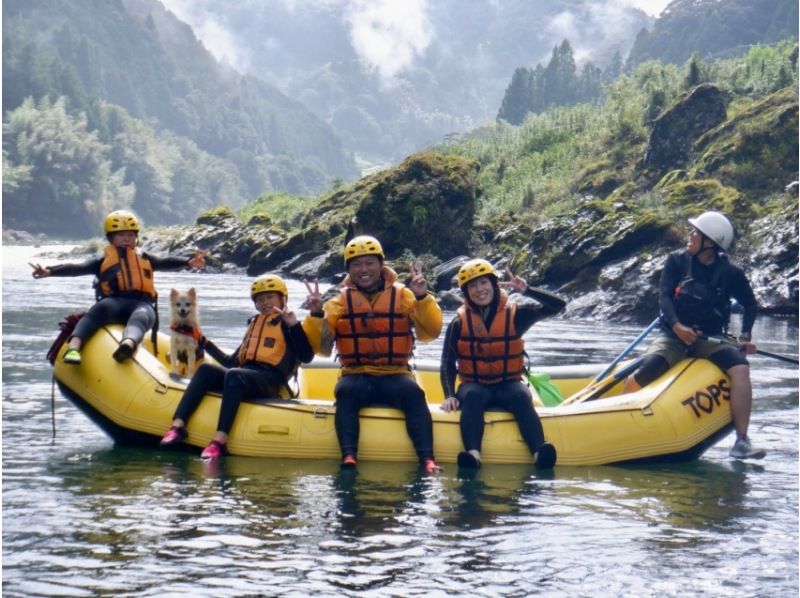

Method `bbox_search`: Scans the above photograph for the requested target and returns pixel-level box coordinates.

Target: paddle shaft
[703,334,799,365]
[754,348,799,365]
[563,355,645,405]
[592,316,661,383]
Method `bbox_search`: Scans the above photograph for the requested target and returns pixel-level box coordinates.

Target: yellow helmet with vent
[343,235,384,264]
[104,210,140,234]
[457,259,497,287]
[251,275,288,299]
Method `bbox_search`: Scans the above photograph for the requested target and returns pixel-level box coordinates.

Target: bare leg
[727,364,752,439]
[622,376,641,393]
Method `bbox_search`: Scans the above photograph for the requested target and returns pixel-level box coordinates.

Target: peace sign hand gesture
[271,306,298,326]
[187,249,207,270]
[29,262,50,279]
[408,262,428,298]
[498,268,528,294]
[304,279,324,313]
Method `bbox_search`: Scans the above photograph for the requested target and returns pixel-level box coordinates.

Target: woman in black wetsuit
[440,259,566,469]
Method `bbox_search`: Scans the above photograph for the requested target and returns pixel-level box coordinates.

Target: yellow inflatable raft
[51,324,734,466]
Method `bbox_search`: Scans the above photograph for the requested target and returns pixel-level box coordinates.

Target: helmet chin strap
[693,231,719,261]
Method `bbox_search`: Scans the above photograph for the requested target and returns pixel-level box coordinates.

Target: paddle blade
[527,372,565,407]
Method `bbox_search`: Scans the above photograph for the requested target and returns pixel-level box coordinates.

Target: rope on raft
[47,312,86,440]
[46,312,86,365]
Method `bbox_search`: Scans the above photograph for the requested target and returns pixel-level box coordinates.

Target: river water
[3,244,798,597]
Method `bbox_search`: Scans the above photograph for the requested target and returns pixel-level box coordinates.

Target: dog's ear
[170,288,179,299]
[188,287,196,299]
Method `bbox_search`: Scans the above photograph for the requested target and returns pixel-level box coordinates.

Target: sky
[621,0,672,15]
[162,0,674,78]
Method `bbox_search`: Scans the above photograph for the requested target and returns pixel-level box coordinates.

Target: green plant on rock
[196,206,236,226]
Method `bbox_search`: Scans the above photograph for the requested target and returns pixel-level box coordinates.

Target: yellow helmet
[104,210,140,234]
[251,275,288,299]
[457,258,497,287]
[344,235,384,265]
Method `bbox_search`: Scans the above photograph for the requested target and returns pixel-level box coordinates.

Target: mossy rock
[692,87,798,196]
[660,178,750,218]
[655,170,689,189]
[575,159,625,198]
[247,223,334,276]
[246,213,273,227]
[350,152,480,258]
[196,206,236,227]
[518,211,674,286]
[643,84,727,173]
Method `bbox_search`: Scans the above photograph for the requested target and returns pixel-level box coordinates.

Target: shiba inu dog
[169,288,203,376]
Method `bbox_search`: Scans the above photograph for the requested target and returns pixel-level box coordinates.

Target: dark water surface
[3,245,798,597]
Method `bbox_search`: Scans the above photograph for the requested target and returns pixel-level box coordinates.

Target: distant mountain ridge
[162,0,652,164]
[626,0,798,68]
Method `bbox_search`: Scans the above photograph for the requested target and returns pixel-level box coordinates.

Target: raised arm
[30,257,102,278]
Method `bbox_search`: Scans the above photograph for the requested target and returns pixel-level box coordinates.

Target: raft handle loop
[154,381,168,395]
[313,407,329,419]
[258,425,290,435]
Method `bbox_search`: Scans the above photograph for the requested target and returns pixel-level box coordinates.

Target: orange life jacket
[97,246,157,299]
[456,291,525,384]
[335,284,414,368]
[237,314,296,379]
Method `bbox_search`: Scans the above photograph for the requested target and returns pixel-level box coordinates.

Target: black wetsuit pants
[71,296,156,345]
[334,374,434,463]
[172,363,281,434]
[456,381,546,455]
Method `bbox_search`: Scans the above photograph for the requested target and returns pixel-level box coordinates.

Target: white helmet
[688,211,734,250]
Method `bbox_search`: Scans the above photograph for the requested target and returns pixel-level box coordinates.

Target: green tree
[685,52,706,88]
[543,40,578,107]
[604,50,623,82]
[3,96,134,236]
[498,67,533,125]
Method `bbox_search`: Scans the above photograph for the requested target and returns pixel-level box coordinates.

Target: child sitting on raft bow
[440,259,566,469]
[31,210,205,364]
[159,275,314,460]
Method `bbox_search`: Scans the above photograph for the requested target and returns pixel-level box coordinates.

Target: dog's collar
[171,323,202,341]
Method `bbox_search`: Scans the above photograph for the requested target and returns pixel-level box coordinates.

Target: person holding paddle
[302,235,443,473]
[622,211,763,460]
[440,259,566,469]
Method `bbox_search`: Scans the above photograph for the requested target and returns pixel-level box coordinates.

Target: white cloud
[616,0,672,17]
[547,1,665,64]
[345,0,433,79]
[161,0,663,78]
[161,0,252,71]
[162,0,433,80]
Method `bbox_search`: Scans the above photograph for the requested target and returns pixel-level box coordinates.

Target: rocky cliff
[138,85,798,323]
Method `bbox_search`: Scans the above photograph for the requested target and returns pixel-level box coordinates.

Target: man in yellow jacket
[303,235,443,472]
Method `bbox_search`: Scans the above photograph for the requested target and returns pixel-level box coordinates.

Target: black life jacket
[673,253,731,334]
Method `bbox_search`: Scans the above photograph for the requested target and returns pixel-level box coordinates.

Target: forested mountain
[498,0,798,125]
[161,0,651,165]
[626,0,798,68]
[2,0,358,236]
